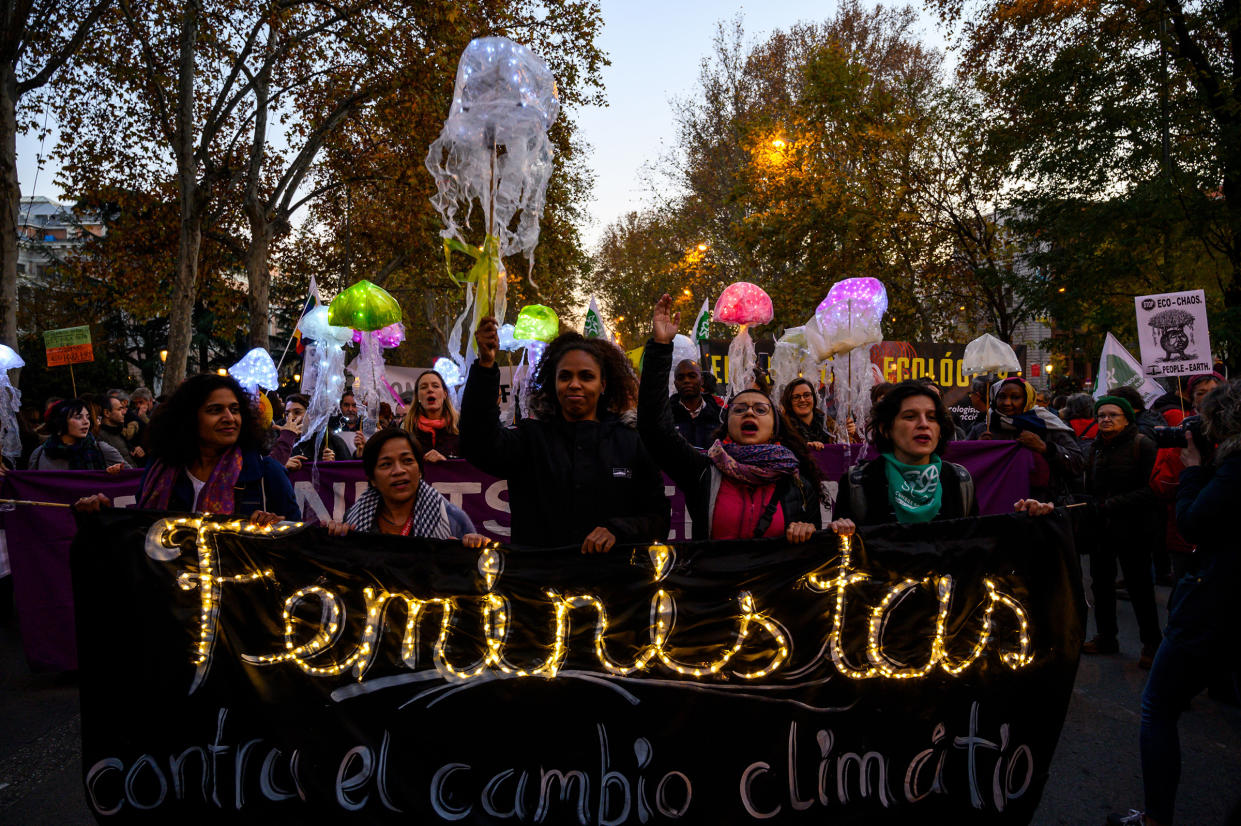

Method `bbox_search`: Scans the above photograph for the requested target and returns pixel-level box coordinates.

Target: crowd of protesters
[1,294,1236,824]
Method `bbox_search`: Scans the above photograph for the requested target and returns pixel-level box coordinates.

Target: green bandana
[881,452,943,524]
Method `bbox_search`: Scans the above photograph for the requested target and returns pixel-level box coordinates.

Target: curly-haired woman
[459,317,669,552]
[75,374,299,523]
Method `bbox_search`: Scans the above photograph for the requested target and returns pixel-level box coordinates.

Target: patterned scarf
[139,446,244,513]
[344,480,453,539]
[41,434,108,470]
[881,452,943,524]
[988,377,1075,438]
[707,439,799,486]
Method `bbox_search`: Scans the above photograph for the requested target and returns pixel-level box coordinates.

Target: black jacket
[638,340,822,539]
[1086,424,1158,534]
[459,361,669,548]
[669,393,724,449]
[832,457,977,526]
[789,410,834,444]
[1169,449,1241,653]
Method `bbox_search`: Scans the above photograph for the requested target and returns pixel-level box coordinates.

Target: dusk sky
[15,1,943,249]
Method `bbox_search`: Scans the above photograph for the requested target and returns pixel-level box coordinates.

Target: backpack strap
[753,477,792,538]
[847,464,868,524]
[943,461,975,516]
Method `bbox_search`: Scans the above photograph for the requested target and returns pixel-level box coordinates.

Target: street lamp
[696,243,708,252]
[771,139,786,149]
[159,349,168,362]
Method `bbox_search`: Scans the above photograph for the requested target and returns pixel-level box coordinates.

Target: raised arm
[637,294,710,490]
[458,316,525,477]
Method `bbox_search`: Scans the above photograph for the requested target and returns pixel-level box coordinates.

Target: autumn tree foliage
[593,4,1022,348]
[926,0,1241,362]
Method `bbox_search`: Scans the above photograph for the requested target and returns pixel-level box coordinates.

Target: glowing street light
[696,243,708,252]
[771,139,786,149]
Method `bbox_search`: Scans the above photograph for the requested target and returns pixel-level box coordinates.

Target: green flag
[584,296,607,339]
[1094,332,1164,407]
[692,299,711,342]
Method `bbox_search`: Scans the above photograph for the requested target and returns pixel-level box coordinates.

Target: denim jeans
[1139,638,1217,823]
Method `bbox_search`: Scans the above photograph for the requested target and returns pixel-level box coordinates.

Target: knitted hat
[1095,395,1135,423]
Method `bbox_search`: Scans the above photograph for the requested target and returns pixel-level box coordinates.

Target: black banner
[73,510,1085,824]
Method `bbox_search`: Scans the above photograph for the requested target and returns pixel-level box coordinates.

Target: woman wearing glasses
[1082,395,1162,668]
[638,295,824,542]
[780,378,835,449]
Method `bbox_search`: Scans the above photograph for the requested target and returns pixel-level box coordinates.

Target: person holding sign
[639,295,823,542]
[74,375,299,523]
[28,400,128,472]
[462,317,669,553]
[829,382,1052,532]
[982,376,1085,503]
[325,429,483,543]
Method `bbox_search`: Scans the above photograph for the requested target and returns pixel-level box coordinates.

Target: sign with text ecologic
[1134,290,1214,378]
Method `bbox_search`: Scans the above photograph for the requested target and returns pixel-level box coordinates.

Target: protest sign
[2,445,1035,673]
[873,343,1027,427]
[43,325,94,367]
[72,507,1083,823]
[1133,290,1214,377]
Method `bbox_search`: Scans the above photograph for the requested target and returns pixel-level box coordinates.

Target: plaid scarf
[707,439,799,486]
[344,480,453,538]
[139,446,244,514]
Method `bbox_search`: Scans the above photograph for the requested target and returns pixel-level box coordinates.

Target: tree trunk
[0,65,19,353]
[162,0,201,390]
[245,219,271,350]
[164,200,200,388]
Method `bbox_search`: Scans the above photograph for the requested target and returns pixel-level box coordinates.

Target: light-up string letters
[155,525,1034,691]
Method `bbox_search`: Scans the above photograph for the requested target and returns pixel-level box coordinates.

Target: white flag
[583,296,607,339]
[1093,332,1165,407]
[692,299,711,341]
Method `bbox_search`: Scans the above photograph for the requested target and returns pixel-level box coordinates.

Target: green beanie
[1095,395,1135,423]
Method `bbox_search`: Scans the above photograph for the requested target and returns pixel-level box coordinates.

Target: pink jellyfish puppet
[807,278,888,444]
[714,282,774,393]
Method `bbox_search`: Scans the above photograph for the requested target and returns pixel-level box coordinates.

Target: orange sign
[43,326,94,367]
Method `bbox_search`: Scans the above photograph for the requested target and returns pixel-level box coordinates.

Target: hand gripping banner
[72,509,1084,824]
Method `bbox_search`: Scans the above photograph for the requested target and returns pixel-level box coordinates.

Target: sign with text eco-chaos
[1134,290,1214,377]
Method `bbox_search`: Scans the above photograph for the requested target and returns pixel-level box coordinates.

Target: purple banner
[1,442,1031,671]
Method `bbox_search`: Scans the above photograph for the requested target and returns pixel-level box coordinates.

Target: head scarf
[989,377,1073,437]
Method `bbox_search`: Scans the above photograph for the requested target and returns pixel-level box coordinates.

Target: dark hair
[528,332,638,420]
[779,378,818,419]
[341,389,355,401]
[361,428,425,479]
[968,375,991,396]
[45,399,90,440]
[1062,392,1095,421]
[285,393,310,408]
[146,374,262,467]
[1199,379,1241,444]
[866,381,954,455]
[1109,385,1146,413]
[1051,394,1068,411]
[869,382,895,405]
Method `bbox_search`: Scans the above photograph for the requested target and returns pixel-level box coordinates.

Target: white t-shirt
[188,471,208,510]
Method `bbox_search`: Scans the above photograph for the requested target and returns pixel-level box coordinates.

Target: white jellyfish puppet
[812,278,888,444]
[426,36,560,382]
[295,306,355,462]
[0,345,23,463]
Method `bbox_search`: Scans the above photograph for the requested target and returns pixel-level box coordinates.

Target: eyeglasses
[731,402,772,416]
[1096,412,1125,421]
[790,392,815,402]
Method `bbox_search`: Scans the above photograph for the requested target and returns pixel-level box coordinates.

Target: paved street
[2,564,1239,825]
